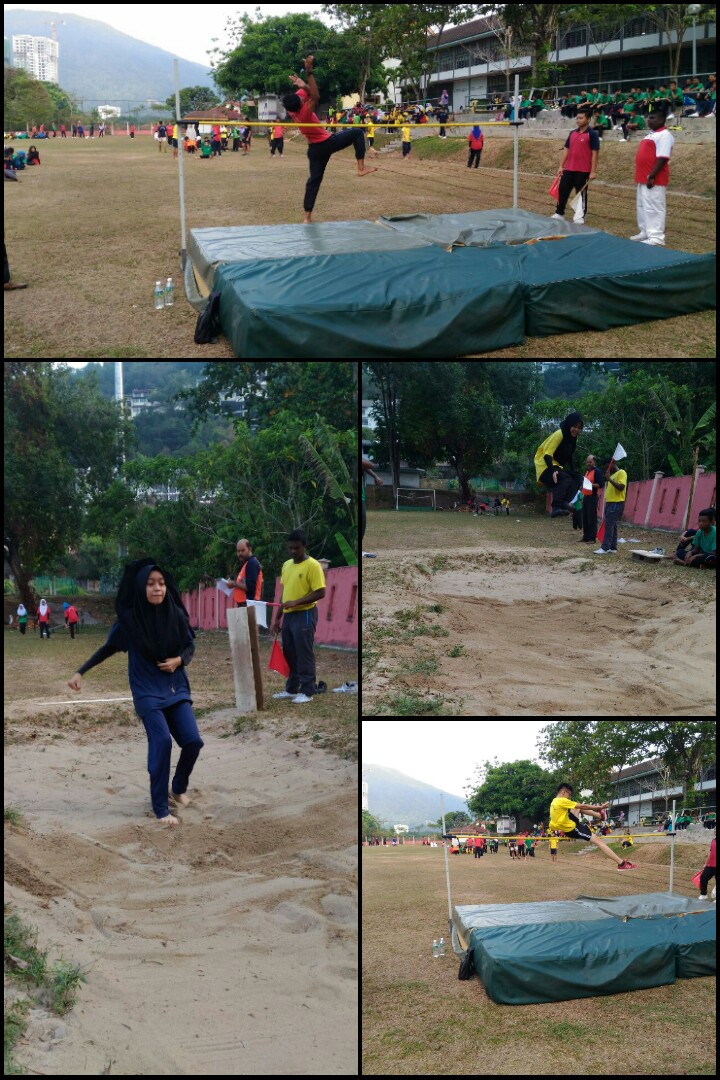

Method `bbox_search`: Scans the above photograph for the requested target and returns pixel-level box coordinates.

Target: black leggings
[304,129,366,212]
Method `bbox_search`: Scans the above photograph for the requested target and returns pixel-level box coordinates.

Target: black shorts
[564,812,592,841]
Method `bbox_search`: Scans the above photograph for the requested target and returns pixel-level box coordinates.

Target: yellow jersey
[280,556,325,613]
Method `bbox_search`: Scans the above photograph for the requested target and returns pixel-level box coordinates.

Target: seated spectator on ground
[26,144,41,165]
[673,526,697,564]
[682,507,716,568]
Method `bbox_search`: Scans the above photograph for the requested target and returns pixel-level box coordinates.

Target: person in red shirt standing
[467,124,484,168]
[66,602,80,639]
[697,826,715,901]
[551,107,599,224]
[630,109,674,246]
[281,55,377,223]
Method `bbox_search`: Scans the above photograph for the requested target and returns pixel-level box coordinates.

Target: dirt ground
[3,133,715,359]
[4,627,357,1075]
[362,509,716,716]
[362,842,716,1075]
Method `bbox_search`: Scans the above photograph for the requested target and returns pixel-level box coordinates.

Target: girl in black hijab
[68,558,203,825]
[534,411,584,516]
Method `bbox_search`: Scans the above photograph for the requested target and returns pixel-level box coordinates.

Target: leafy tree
[4,363,126,610]
[466,759,559,825]
[357,3,475,102]
[179,361,354,434]
[362,809,385,835]
[164,86,221,114]
[210,12,383,101]
[398,363,504,502]
[4,67,54,129]
[538,720,715,808]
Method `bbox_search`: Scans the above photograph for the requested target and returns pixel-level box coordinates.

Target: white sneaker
[292,693,313,703]
[272,691,295,699]
[550,212,564,220]
[332,681,358,693]
[641,238,664,246]
[629,233,647,241]
[697,894,710,901]
[594,548,610,554]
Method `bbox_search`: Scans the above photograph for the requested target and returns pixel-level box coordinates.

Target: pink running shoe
[617,860,637,871]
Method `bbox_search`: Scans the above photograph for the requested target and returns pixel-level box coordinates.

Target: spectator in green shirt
[683,508,716,568]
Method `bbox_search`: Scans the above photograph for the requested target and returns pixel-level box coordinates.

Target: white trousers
[636,184,667,244]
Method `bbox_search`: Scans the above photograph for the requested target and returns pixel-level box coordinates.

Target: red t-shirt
[288,89,331,144]
[564,127,600,172]
[634,128,673,186]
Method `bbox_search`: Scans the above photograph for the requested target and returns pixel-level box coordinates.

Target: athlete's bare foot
[158,814,179,825]
[357,165,377,176]
[170,792,191,806]
[303,212,313,224]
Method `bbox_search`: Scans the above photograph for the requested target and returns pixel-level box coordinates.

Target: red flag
[596,489,606,545]
[268,639,290,677]
[548,171,561,201]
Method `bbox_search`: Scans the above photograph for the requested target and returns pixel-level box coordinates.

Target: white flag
[612,443,627,461]
[582,475,593,493]
[247,600,267,628]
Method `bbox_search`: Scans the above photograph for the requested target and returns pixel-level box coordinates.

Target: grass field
[362,507,716,716]
[362,842,716,1075]
[4,132,715,358]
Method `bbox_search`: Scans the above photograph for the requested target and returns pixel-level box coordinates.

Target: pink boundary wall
[546,471,716,531]
[182,565,358,649]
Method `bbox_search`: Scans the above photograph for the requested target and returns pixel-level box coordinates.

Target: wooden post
[683,445,700,530]
[246,606,265,710]
[226,607,257,715]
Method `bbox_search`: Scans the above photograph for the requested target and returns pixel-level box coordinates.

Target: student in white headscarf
[37,598,51,639]
[17,603,28,635]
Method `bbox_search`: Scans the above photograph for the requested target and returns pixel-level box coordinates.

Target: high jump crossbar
[445,833,675,841]
[200,121,514,128]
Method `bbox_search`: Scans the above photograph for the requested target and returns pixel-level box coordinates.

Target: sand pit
[363,545,716,716]
[4,717,357,1075]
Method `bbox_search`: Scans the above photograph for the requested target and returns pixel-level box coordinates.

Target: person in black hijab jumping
[68,558,203,826]
[534,412,584,517]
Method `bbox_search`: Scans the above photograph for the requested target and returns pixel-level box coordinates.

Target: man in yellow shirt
[550,782,637,871]
[271,529,326,703]
[595,459,627,554]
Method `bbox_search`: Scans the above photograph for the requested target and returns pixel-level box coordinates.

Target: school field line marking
[16,697,135,706]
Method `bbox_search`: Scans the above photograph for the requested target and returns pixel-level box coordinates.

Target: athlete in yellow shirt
[550,782,637,871]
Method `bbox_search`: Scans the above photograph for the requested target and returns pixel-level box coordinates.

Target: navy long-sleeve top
[76,621,195,718]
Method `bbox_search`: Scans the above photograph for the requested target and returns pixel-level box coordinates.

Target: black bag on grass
[194,289,222,345]
[458,948,476,980]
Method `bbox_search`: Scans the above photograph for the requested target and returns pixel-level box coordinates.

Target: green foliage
[3,67,55,128]
[119,410,355,590]
[362,809,384,835]
[466,759,561,823]
[4,363,125,606]
[210,11,386,100]
[537,720,716,804]
[164,86,221,114]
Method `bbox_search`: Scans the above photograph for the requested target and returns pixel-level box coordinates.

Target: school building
[421,12,716,108]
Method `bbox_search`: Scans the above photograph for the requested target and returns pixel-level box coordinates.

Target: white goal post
[395,488,436,511]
